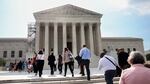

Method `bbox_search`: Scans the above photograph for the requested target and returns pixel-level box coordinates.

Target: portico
[34,4,102,68]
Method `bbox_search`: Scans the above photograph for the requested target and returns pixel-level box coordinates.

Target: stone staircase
[1,75,119,84]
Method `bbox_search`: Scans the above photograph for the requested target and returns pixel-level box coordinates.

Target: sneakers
[39,73,42,77]
[34,73,37,76]
[59,71,62,74]
[81,74,85,76]
[87,77,90,81]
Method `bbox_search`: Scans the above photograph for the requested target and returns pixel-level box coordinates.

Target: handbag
[75,55,82,64]
[105,57,122,77]
[68,52,74,62]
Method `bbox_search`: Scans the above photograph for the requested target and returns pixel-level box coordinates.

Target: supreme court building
[34,4,102,57]
[33,4,144,68]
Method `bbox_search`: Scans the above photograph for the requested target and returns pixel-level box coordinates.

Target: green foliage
[0,58,6,66]
[146,53,150,60]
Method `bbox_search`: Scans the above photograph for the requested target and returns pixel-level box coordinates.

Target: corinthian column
[89,23,94,52]
[44,22,49,69]
[54,22,58,56]
[63,22,67,49]
[72,23,77,56]
[80,23,85,47]
[44,22,49,57]
[96,22,102,55]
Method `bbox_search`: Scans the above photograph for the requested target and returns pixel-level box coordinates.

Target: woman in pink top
[119,51,150,84]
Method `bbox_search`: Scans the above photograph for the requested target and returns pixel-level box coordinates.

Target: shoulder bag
[105,57,121,77]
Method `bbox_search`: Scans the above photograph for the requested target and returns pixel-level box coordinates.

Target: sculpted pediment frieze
[34,4,102,17]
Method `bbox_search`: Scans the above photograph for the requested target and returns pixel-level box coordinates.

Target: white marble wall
[0,38,28,65]
[101,37,144,53]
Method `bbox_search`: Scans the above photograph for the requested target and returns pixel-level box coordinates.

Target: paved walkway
[0,68,104,81]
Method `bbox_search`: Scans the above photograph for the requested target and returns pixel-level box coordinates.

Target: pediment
[34,4,102,16]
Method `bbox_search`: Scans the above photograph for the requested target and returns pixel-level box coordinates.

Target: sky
[0,0,150,51]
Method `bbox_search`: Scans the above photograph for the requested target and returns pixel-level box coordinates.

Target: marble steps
[1,75,119,84]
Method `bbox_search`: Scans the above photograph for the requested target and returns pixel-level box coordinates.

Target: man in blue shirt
[79,45,91,81]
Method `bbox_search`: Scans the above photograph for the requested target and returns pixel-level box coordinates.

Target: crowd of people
[22,45,91,81]
[98,48,150,84]
[8,60,25,71]
[7,45,150,83]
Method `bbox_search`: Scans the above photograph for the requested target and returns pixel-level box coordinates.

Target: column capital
[89,22,94,26]
[80,22,85,25]
[62,22,67,24]
[89,22,94,24]
[72,22,76,26]
[54,22,58,24]
[44,22,49,25]
[80,22,85,27]
[62,22,67,28]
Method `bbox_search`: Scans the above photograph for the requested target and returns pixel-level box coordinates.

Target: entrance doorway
[67,42,72,52]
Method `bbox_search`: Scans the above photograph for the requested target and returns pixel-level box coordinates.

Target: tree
[0,58,6,67]
[146,53,150,61]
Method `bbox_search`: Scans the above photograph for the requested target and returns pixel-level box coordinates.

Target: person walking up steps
[32,52,37,76]
[98,50,118,84]
[63,48,74,77]
[36,50,45,77]
[48,53,56,75]
[58,55,63,74]
[79,45,91,81]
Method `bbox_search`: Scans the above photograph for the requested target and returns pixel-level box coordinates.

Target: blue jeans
[81,59,90,80]
[105,70,116,84]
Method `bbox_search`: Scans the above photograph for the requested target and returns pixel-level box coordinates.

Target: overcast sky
[0,0,150,50]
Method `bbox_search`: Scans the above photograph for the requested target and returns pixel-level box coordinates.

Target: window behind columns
[3,51,7,58]
[127,48,131,54]
[66,23,72,52]
[133,48,136,51]
[11,51,15,58]
[19,50,23,57]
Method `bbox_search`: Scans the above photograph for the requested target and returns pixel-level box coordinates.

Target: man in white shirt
[98,53,118,84]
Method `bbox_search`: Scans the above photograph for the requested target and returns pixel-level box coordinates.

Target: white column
[96,22,102,55]
[44,22,49,69]
[63,23,67,49]
[35,22,40,52]
[54,22,58,56]
[72,23,77,56]
[89,23,94,52]
[80,23,85,47]
[44,23,49,57]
